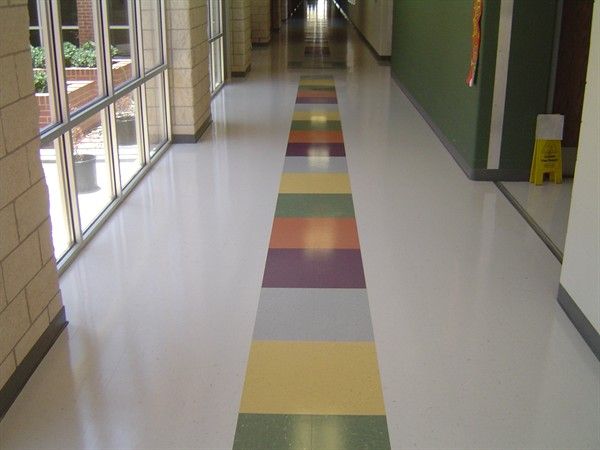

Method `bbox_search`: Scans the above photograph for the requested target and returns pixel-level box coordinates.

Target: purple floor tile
[286,143,346,157]
[262,249,366,288]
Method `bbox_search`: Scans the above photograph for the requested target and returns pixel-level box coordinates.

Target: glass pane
[71,110,114,230]
[29,0,58,131]
[108,0,136,89]
[145,74,167,157]
[59,0,103,114]
[115,91,143,187]
[210,39,223,92]
[209,0,222,38]
[40,139,72,258]
[141,0,162,72]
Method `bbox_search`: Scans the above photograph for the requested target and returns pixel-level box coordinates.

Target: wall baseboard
[172,116,212,144]
[0,307,68,420]
[232,64,252,78]
[557,284,600,361]
[391,73,530,182]
[332,0,391,65]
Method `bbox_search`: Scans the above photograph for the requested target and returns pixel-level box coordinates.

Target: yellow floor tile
[239,341,386,415]
[279,173,351,194]
[293,111,341,121]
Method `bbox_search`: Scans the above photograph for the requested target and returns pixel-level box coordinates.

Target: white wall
[342,0,393,56]
[560,3,600,332]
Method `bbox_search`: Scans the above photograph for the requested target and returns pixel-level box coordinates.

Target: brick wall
[231,0,252,74]
[166,0,211,140]
[0,1,64,393]
[251,0,271,44]
[76,0,95,44]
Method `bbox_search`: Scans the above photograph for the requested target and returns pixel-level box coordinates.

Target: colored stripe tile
[239,341,386,415]
[269,217,359,248]
[262,248,365,288]
[291,120,341,131]
[289,130,344,144]
[275,194,355,217]
[279,173,351,194]
[292,111,340,121]
[299,78,335,86]
[283,156,348,173]
[233,414,311,450]
[296,97,337,104]
[253,288,373,341]
[286,143,346,157]
[296,90,337,98]
[233,414,391,450]
[294,103,339,112]
[312,415,391,450]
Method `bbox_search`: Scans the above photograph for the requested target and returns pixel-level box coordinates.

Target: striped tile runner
[233,76,391,449]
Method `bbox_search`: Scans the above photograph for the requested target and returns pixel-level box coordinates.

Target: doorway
[499,0,594,260]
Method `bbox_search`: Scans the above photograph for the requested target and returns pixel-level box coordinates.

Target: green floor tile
[312,415,391,450]
[291,120,342,131]
[233,414,311,450]
[275,194,355,217]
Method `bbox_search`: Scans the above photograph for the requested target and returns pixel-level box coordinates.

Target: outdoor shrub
[30,42,120,70]
[31,46,45,68]
[33,70,48,93]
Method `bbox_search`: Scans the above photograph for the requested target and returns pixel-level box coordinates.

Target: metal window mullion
[100,0,120,198]
[133,0,149,165]
[43,0,82,245]
[63,133,84,242]
[39,64,168,145]
[159,0,172,143]
[129,0,141,80]
[140,83,151,162]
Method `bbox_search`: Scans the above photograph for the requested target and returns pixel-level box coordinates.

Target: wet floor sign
[530,114,564,185]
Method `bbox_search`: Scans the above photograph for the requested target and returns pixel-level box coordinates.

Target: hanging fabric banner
[466,0,483,87]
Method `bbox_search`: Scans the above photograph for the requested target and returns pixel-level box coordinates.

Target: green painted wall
[391,0,499,172]
[500,0,558,172]
[391,0,558,179]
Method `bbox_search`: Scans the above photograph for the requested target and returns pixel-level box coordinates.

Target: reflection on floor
[501,179,573,254]
[1,1,598,449]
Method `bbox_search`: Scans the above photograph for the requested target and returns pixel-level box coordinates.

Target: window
[207,0,224,93]
[30,0,170,263]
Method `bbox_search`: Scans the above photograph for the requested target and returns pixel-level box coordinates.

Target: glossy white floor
[501,180,573,253]
[2,14,599,450]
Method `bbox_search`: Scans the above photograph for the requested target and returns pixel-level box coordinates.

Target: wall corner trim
[0,307,68,420]
[172,116,213,144]
[557,284,600,361]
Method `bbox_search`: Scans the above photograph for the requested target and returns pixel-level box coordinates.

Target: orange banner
[466,0,483,87]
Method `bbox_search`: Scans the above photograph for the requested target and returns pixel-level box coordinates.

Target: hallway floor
[1,2,599,449]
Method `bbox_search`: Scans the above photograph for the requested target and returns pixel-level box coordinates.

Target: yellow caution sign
[529,139,563,185]
[529,114,564,185]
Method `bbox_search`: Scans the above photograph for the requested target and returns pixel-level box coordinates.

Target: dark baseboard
[557,284,600,361]
[390,73,530,182]
[332,0,391,65]
[495,181,563,262]
[0,307,68,420]
[232,64,252,78]
[172,116,212,144]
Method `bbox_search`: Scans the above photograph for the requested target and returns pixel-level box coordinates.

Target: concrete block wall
[0,1,64,393]
[166,0,211,141]
[231,0,252,74]
[251,0,271,44]
[271,0,281,31]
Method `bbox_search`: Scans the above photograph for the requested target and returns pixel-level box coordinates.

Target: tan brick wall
[231,0,252,73]
[166,0,211,138]
[251,0,271,44]
[0,1,63,391]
